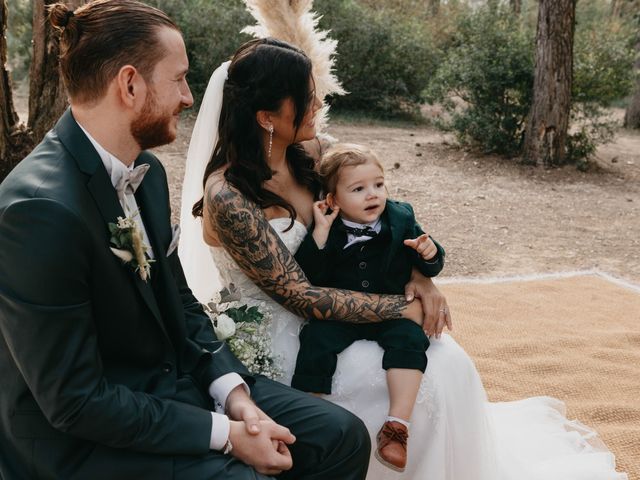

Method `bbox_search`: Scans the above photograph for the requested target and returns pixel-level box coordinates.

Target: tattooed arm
[204,179,422,324]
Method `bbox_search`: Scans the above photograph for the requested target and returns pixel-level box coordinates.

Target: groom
[0,1,370,479]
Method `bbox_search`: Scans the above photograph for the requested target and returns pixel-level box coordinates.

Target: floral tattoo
[204,180,408,324]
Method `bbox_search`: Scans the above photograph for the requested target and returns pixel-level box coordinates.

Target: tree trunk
[1,0,33,180]
[623,26,640,128]
[427,0,440,16]
[28,0,82,142]
[510,0,522,15]
[522,0,576,166]
[611,0,622,17]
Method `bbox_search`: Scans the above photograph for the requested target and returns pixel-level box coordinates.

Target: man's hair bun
[48,3,75,29]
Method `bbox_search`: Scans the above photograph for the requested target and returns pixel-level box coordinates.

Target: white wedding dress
[209,218,627,480]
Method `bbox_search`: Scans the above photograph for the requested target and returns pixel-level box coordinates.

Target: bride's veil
[178,61,230,304]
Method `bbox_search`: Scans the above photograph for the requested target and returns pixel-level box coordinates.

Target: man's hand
[311,200,339,249]
[404,270,452,338]
[225,385,270,435]
[228,419,296,476]
[404,233,438,261]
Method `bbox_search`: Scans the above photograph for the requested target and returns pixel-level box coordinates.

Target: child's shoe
[374,420,408,472]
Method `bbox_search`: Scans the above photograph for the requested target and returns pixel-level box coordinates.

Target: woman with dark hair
[180,38,626,479]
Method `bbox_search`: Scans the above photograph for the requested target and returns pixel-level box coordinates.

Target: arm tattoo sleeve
[205,182,408,323]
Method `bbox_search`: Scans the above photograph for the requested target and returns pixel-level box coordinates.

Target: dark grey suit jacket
[0,109,250,479]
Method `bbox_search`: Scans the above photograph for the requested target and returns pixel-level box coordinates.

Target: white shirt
[79,124,246,451]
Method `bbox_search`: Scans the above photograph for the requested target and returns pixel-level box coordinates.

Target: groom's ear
[255,110,273,131]
[115,65,147,110]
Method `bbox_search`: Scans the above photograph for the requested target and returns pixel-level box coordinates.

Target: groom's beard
[131,91,181,150]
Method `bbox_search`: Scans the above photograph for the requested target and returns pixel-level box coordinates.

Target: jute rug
[440,271,640,480]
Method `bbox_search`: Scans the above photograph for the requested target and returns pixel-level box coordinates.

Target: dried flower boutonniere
[109,215,153,282]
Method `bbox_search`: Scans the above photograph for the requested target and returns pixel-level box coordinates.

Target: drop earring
[268,124,274,160]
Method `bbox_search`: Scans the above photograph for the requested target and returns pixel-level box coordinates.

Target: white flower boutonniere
[109,215,154,282]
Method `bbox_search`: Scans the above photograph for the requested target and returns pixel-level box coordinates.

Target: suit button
[361,280,370,288]
[359,261,367,269]
[162,362,173,374]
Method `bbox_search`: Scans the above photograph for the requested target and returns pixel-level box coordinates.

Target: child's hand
[404,233,438,261]
[311,200,339,249]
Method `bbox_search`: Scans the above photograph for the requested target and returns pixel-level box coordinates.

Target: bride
[179,38,627,480]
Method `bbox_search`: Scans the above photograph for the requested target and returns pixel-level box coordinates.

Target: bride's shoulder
[203,171,258,218]
[204,171,239,204]
[204,170,228,196]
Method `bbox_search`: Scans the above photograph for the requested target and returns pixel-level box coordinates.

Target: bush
[6,0,33,82]
[568,13,636,165]
[573,15,636,106]
[314,0,438,116]
[424,7,534,156]
[148,0,252,107]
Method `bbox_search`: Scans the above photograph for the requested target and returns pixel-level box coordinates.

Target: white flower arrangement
[205,290,282,380]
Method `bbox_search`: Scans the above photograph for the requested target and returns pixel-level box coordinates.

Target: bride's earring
[268,124,274,160]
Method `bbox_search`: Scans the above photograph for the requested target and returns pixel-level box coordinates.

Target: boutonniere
[109,215,154,282]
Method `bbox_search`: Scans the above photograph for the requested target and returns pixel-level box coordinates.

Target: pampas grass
[242,0,346,130]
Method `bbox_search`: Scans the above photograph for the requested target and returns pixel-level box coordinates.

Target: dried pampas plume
[242,0,346,131]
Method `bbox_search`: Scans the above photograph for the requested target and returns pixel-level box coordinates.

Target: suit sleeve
[294,229,332,285]
[0,198,211,455]
[404,205,445,278]
[167,250,252,388]
[150,153,252,389]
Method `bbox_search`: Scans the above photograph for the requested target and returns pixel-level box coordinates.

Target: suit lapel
[54,109,167,334]
[382,201,407,273]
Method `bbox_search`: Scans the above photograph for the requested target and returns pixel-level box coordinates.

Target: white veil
[178,61,230,304]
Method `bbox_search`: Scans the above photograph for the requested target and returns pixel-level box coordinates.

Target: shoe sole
[374,449,406,473]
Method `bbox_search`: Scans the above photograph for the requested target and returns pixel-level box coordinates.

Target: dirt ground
[153,111,640,285]
[12,91,639,284]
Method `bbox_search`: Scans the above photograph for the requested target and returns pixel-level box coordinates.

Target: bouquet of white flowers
[204,290,282,380]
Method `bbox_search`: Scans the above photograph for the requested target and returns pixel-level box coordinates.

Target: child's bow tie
[342,225,378,237]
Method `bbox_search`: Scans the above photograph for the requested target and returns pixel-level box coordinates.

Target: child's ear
[326,192,335,209]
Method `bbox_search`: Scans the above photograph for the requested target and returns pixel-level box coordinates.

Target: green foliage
[425,1,636,165]
[148,0,252,107]
[568,14,635,164]
[6,0,33,82]
[314,0,438,116]
[424,7,534,156]
[574,17,636,105]
[224,305,265,324]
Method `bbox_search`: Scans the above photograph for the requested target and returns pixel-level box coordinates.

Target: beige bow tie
[115,164,150,203]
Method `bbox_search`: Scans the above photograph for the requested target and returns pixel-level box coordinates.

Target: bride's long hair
[192,38,321,227]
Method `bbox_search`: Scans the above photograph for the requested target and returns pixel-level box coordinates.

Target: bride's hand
[405,270,452,338]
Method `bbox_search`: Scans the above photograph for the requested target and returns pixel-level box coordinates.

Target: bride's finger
[435,309,446,339]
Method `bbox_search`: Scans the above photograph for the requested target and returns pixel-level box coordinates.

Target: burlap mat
[440,272,640,480]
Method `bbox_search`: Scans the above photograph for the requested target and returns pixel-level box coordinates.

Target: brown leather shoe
[374,420,409,472]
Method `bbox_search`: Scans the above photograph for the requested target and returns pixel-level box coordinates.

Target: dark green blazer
[295,200,445,295]
[0,110,250,480]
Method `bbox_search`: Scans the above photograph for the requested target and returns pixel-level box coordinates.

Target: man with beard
[0,1,370,479]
